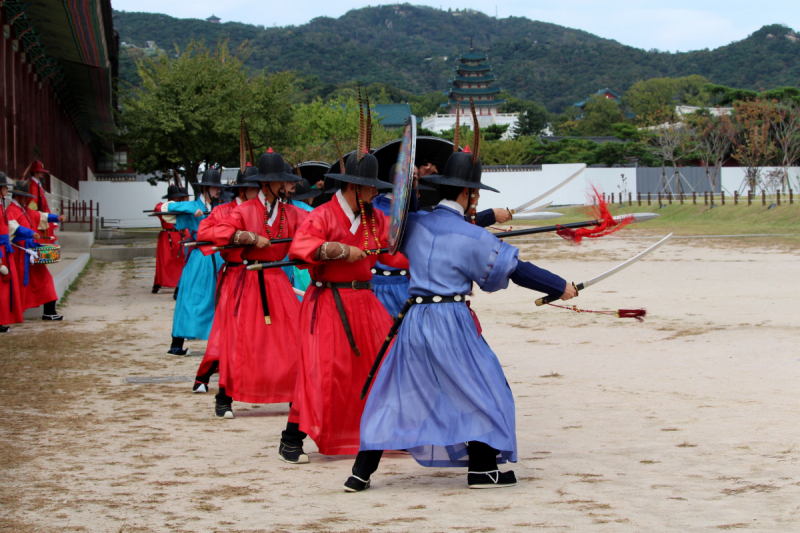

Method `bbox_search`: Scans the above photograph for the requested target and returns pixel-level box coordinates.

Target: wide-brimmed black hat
[0,172,10,186]
[422,150,498,193]
[325,151,393,189]
[162,185,184,199]
[246,149,299,183]
[297,161,330,184]
[196,168,223,187]
[9,180,35,198]
[292,178,323,201]
[229,165,260,188]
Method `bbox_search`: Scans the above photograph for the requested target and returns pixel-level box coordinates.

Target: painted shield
[388,117,417,255]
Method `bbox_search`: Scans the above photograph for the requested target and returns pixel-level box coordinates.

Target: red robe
[213,198,308,404]
[287,198,408,455]
[194,200,242,377]
[27,178,58,241]
[153,202,188,289]
[6,202,58,309]
[0,204,23,325]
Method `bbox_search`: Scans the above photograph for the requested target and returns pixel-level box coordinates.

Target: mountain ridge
[114,5,800,112]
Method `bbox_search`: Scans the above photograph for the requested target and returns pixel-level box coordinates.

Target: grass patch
[502,203,800,239]
[58,257,93,307]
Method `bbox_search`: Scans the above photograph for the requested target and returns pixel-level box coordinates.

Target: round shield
[388,117,417,255]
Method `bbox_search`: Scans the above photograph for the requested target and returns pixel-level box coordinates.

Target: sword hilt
[536,282,579,307]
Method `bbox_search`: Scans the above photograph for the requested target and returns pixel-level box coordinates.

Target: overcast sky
[112,1,796,53]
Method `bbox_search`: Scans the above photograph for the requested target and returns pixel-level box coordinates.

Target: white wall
[79,181,174,228]
[480,164,636,208]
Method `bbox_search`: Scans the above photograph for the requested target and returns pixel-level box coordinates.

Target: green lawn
[509,201,800,237]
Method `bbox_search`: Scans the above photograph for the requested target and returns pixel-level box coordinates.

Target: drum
[34,244,61,265]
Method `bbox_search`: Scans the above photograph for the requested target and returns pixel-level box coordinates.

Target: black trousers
[43,300,57,316]
[196,361,219,384]
[216,387,232,406]
[170,336,184,350]
[351,441,500,480]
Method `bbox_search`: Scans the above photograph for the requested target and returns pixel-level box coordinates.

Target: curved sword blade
[581,233,673,290]
[512,165,585,213]
[521,200,553,213]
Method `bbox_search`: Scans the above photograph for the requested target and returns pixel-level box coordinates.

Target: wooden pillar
[721,191,725,205]
[647,192,651,206]
[693,192,696,205]
[628,192,632,206]
[680,193,684,205]
[790,190,794,205]
[777,191,781,206]
[734,191,738,205]
[762,191,766,206]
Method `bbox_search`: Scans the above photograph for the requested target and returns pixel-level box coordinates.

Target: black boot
[0,325,9,333]
[344,450,383,492]
[466,441,516,489]
[151,284,160,294]
[167,336,189,355]
[193,361,218,393]
[41,300,63,321]
[214,387,233,419]
[279,422,308,464]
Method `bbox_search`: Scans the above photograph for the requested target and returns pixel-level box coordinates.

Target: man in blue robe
[370,159,514,318]
[345,148,577,492]
[161,169,224,355]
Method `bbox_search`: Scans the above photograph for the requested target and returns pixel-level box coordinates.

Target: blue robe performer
[161,169,224,354]
[345,108,577,492]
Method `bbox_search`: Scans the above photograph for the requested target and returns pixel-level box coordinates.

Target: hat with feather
[324,85,393,189]
[421,98,498,193]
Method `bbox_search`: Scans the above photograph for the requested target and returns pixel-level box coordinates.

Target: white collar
[438,199,465,216]
[32,177,41,185]
[259,190,280,226]
[235,197,243,205]
[336,190,361,234]
[384,192,394,200]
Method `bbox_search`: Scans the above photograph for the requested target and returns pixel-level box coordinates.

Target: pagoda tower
[444,40,505,116]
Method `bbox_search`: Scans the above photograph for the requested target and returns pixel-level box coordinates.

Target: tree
[730,98,777,193]
[771,102,800,191]
[512,102,549,137]
[480,138,536,165]
[625,78,678,125]
[647,122,699,194]
[689,112,735,192]
[116,40,295,183]
[578,95,624,136]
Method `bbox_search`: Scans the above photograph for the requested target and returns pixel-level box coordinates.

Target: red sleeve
[214,204,247,246]
[373,209,409,269]
[288,209,326,265]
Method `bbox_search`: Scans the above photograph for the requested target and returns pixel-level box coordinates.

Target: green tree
[512,102,550,137]
[116,40,294,183]
[480,137,536,165]
[625,77,677,125]
[578,95,624,136]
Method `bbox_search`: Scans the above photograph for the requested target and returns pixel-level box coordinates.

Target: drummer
[5,181,65,320]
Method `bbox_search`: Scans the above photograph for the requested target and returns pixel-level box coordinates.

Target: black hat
[247,149,299,183]
[284,162,304,182]
[162,185,184,199]
[178,187,189,197]
[9,180,35,198]
[292,178,323,201]
[196,168,223,187]
[422,150,497,192]
[230,165,260,188]
[325,151,393,189]
[0,172,10,186]
[297,161,330,184]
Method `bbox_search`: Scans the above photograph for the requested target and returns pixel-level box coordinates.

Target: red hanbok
[194,200,241,377]
[287,196,408,455]
[27,178,58,242]
[6,201,58,309]
[153,202,188,289]
[0,204,23,325]
[213,197,308,404]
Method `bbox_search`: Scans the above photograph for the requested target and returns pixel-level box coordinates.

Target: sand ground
[1,235,799,532]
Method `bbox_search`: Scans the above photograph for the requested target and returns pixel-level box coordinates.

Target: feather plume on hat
[470,97,480,165]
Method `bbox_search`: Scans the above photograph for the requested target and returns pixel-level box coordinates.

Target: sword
[508,211,563,221]
[510,165,585,214]
[535,233,674,306]
[521,201,553,213]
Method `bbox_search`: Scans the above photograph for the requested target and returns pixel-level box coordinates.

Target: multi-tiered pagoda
[444,42,505,116]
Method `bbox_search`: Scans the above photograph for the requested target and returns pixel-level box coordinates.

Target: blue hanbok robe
[370,193,410,317]
[167,198,222,340]
[360,203,563,468]
[282,198,314,300]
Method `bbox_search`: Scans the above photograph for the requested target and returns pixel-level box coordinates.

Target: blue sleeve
[510,260,567,298]
[47,214,60,223]
[477,238,519,293]
[167,201,199,214]
[14,226,35,240]
[475,208,495,228]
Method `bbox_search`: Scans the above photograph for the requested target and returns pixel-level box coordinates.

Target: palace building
[422,41,518,137]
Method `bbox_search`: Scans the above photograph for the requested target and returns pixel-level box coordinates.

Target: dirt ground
[2,235,799,532]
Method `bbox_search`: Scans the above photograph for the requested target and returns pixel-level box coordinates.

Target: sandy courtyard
[1,235,799,532]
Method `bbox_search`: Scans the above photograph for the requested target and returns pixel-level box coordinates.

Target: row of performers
[0,162,68,332]
[160,141,577,491]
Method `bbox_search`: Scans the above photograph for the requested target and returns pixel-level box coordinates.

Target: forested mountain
[114,5,800,112]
